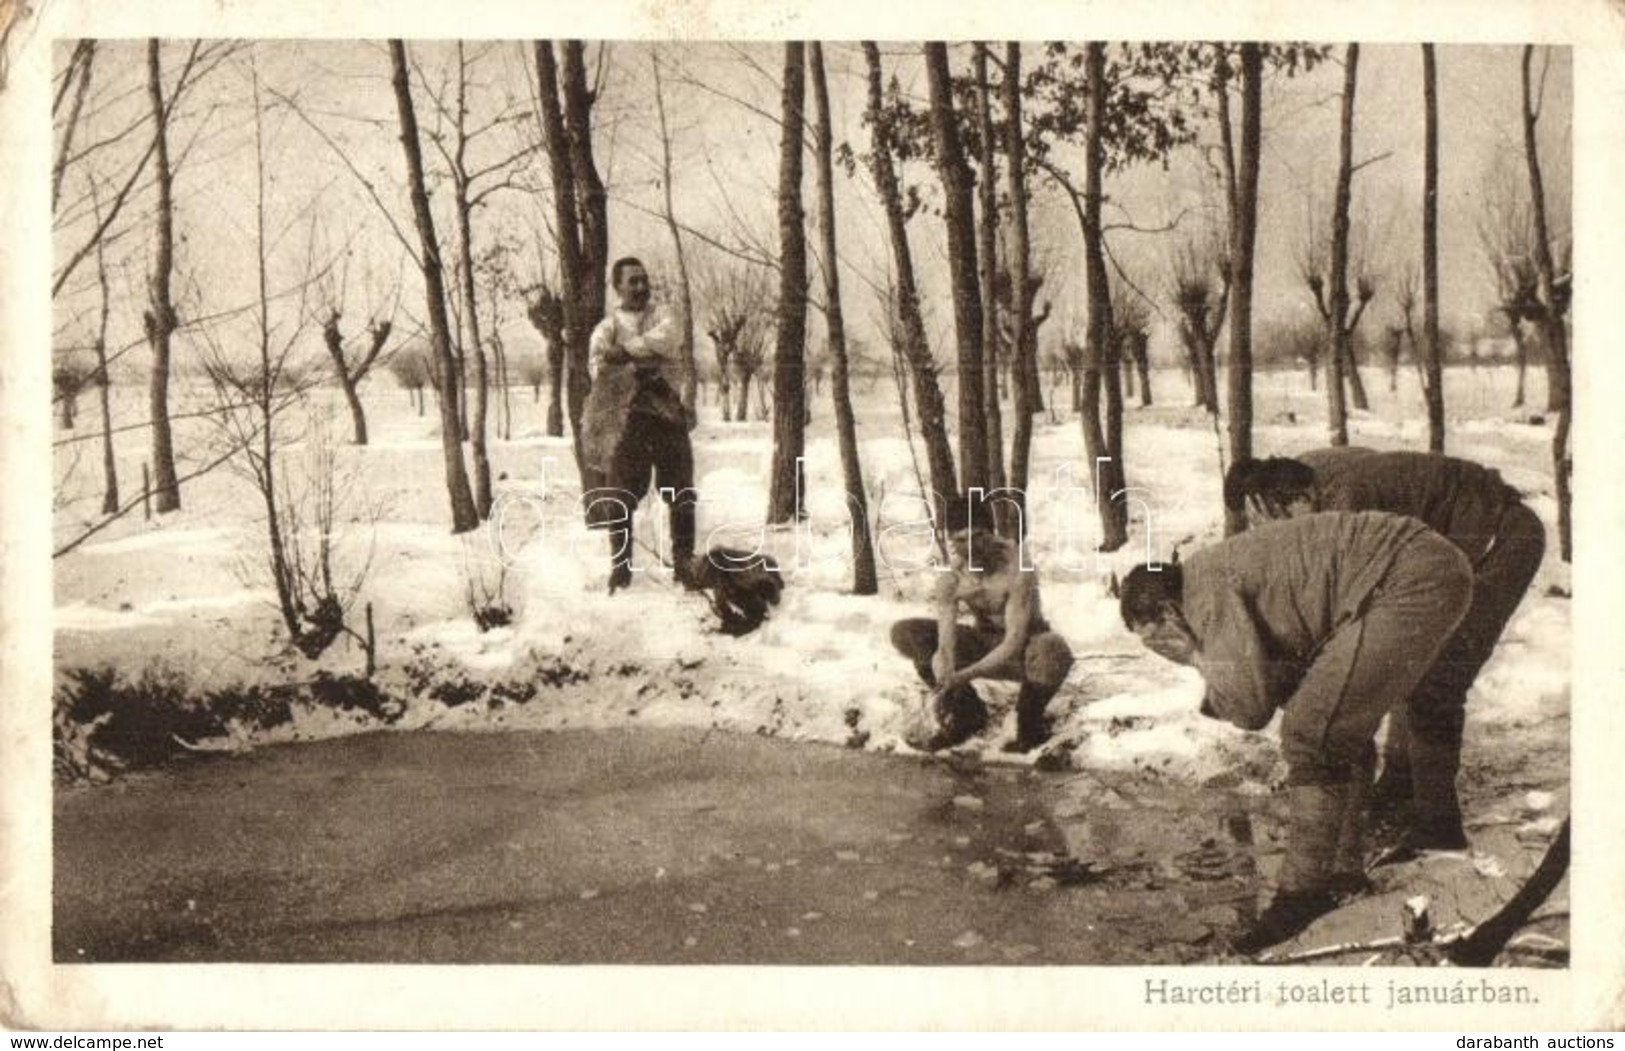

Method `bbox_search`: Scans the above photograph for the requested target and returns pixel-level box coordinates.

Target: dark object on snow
[688,546,784,637]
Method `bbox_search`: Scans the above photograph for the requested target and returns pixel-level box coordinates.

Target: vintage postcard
[3,0,1622,1032]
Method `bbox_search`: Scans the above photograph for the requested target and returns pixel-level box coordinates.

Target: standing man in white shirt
[580,257,697,594]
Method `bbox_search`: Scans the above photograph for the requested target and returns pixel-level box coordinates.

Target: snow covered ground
[52,363,1571,790]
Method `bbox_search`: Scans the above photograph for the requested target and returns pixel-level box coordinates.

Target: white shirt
[587,305,685,395]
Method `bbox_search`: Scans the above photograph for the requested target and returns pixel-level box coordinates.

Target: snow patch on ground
[52,369,1571,785]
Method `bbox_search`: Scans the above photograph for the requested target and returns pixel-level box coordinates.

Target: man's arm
[1191,590,1284,731]
[623,309,678,361]
[942,572,1035,687]
[588,316,626,379]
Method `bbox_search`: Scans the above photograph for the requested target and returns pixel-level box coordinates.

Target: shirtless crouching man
[890,496,1074,753]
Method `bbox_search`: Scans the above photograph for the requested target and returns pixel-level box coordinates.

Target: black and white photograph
[3,0,1622,1032]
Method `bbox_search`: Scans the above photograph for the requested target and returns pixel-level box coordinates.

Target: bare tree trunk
[809,42,877,595]
[1003,43,1037,521]
[767,42,809,525]
[245,59,301,641]
[323,315,368,446]
[718,354,734,423]
[651,49,699,426]
[144,40,181,514]
[446,44,493,517]
[862,41,957,502]
[1423,44,1446,452]
[93,210,118,514]
[54,41,96,214]
[1081,43,1127,551]
[390,40,478,534]
[1511,323,1528,408]
[1343,338,1370,410]
[535,43,591,462]
[453,206,492,517]
[925,42,987,495]
[491,329,513,441]
[1224,43,1263,535]
[563,42,609,355]
[1324,44,1359,447]
[1134,334,1153,407]
[1523,45,1571,561]
[973,44,1006,496]
[736,371,752,423]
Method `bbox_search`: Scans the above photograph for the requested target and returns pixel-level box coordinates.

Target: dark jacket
[1299,447,1522,562]
[1180,511,1432,730]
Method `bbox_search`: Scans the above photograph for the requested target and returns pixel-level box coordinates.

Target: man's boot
[1329,753,1376,900]
[1232,782,1349,955]
[923,683,990,751]
[1002,683,1057,754]
[607,528,633,594]
[1371,706,1414,822]
[1374,732,1468,866]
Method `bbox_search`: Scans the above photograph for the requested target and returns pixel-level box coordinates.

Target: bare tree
[415,43,536,518]
[1001,42,1039,524]
[924,42,988,495]
[973,44,1007,496]
[699,259,775,425]
[387,344,432,415]
[1110,282,1153,412]
[1422,44,1447,451]
[1079,43,1128,550]
[1301,45,1380,447]
[52,41,97,214]
[322,310,392,446]
[809,42,877,594]
[143,39,183,513]
[766,42,809,525]
[860,41,957,502]
[533,41,609,469]
[1476,157,1553,415]
[650,48,700,426]
[196,55,366,659]
[1389,263,1419,394]
[1222,42,1264,535]
[90,179,118,514]
[523,281,567,434]
[472,236,524,441]
[1521,45,1572,561]
[1169,231,1229,413]
[389,39,478,534]
[52,355,96,430]
[53,40,227,301]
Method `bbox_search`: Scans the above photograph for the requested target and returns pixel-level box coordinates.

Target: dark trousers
[1401,502,1546,745]
[889,618,1074,690]
[590,411,696,569]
